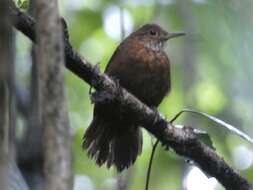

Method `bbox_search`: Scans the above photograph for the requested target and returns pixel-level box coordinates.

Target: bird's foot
[112,77,123,100]
[89,64,99,96]
[90,62,101,89]
[90,74,121,104]
[91,90,115,104]
[111,77,127,119]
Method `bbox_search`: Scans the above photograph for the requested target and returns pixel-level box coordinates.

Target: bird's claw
[90,90,115,104]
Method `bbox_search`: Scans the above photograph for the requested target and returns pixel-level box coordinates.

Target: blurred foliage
[16,0,28,9]
[16,0,253,189]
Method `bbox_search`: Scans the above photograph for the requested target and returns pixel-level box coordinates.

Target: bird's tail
[83,116,142,172]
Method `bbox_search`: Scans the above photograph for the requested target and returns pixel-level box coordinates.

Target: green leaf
[193,128,215,150]
[17,0,28,9]
[175,125,215,150]
[172,109,253,144]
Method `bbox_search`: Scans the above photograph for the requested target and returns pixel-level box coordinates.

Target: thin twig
[119,6,125,41]
[170,110,185,123]
[145,113,181,190]
[145,139,159,190]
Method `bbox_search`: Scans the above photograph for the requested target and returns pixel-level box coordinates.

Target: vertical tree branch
[36,0,73,189]
[0,0,15,189]
[17,1,44,188]
[177,0,197,99]
[119,6,125,41]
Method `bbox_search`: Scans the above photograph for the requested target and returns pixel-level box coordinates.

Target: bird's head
[131,24,185,51]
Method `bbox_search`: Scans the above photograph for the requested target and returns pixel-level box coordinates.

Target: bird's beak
[162,32,186,41]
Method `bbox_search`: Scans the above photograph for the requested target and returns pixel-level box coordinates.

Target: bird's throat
[144,41,164,52]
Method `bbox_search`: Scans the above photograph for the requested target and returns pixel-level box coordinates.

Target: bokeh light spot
[196,81,227,114]
[184,166,218,190]
[103,5,133,41]
[233,145,253,170]
[74,175,94,190]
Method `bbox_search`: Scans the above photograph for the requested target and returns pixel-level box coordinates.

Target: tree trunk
[17,1,44,188]
[0,0,16,189]
[36,0,73,189]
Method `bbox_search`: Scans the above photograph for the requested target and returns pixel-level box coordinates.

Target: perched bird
[83,24,185,172]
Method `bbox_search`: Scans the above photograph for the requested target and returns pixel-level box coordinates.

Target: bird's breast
[106,39,171,106]
[131,44,170,72]
[123,45,171,106]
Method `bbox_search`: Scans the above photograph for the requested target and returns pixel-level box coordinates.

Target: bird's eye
[150,30,157,36]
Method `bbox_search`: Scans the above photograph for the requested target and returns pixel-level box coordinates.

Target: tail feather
[83,116,142,172]
[113,128,142,171]
[83,118,112,166]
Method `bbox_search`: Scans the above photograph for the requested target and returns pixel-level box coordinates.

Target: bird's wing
[104,42,124,74]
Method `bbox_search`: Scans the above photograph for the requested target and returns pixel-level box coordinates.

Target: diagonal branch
[10,6,253,190]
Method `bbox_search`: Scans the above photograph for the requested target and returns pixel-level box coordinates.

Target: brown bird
[83,24,185,172]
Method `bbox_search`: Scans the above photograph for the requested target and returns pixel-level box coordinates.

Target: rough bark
[17,80,44,190]
[0,0,15,189]
[7,160,30,190]
[35,0,73,190]
[10,6,253,190]
[17,1,44,189]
